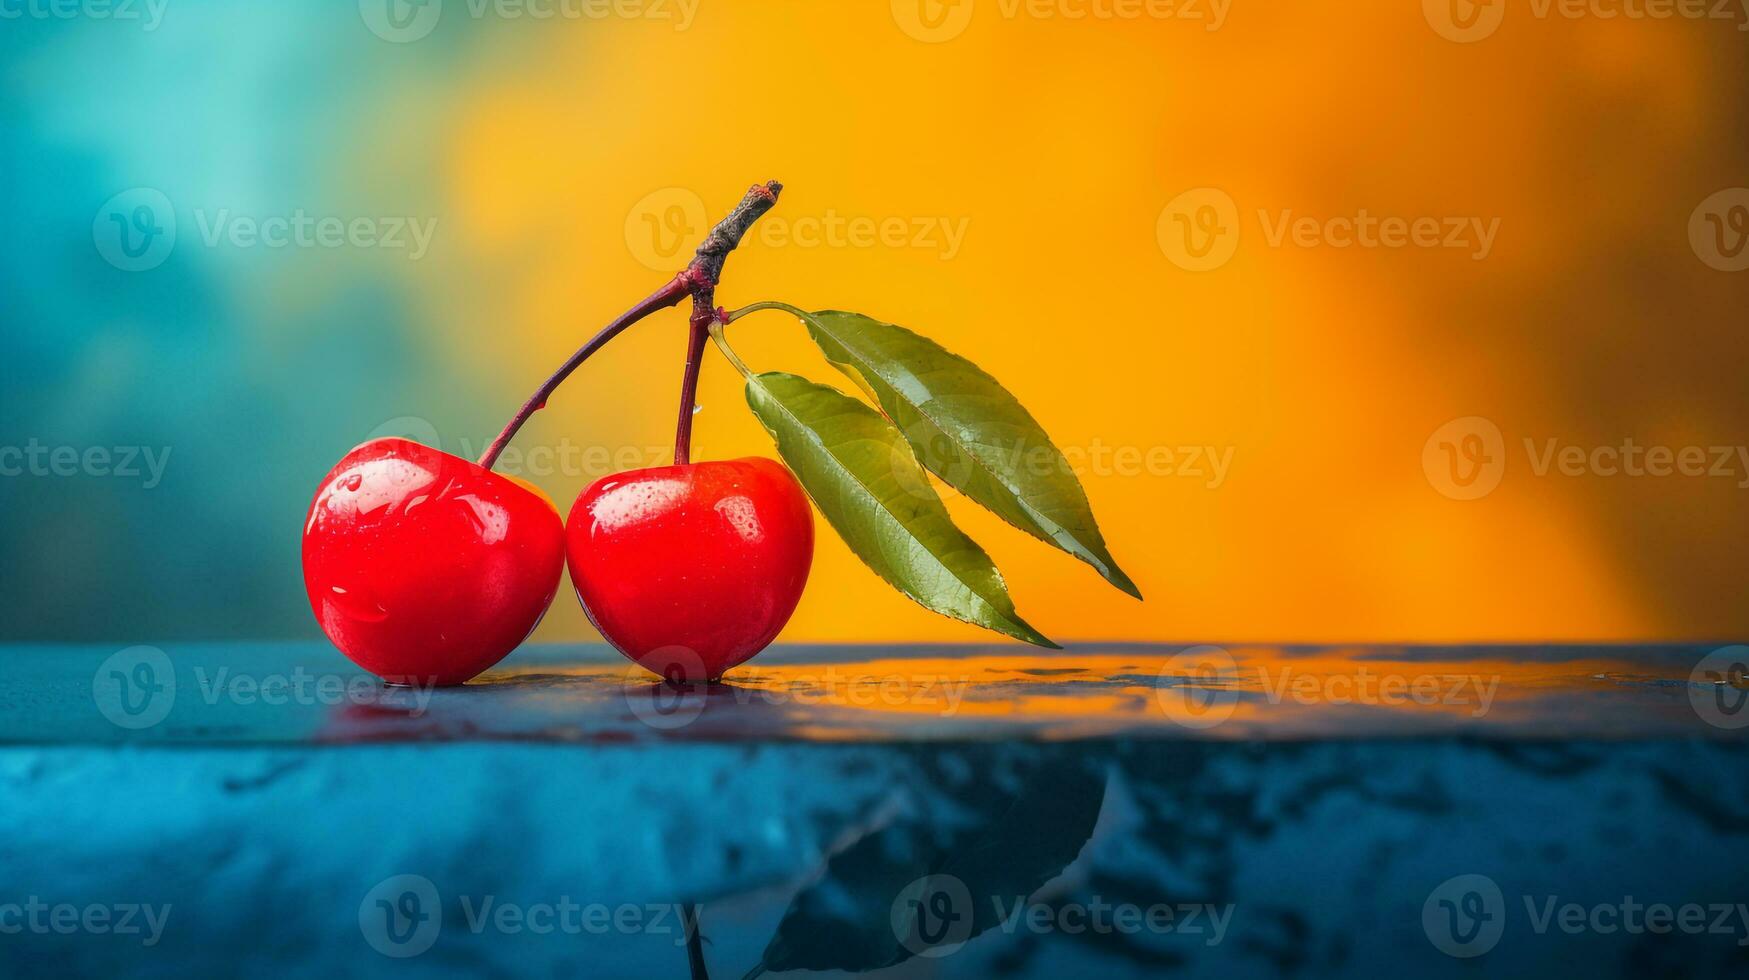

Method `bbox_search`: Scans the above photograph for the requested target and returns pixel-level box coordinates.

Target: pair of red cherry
[301,438,813,686]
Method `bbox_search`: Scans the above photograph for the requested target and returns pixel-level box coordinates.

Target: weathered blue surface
[6,641,1740,743]
[2,643,1747,978]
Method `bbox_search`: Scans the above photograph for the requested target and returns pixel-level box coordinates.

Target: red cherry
[566,457,814,682]
[302,438,565,686]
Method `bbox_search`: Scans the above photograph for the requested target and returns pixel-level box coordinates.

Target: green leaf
[742,370,1057,648]
[768,305,1139,599]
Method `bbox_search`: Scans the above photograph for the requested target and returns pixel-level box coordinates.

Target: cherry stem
[722,300,808,324]
[671,180,783,466]
[682,903,710,980]
[672,298,715,466]
[706,301,799,386]
[707,318,754,379]
[478,181,783,472]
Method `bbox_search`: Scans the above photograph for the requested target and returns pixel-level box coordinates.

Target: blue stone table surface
[5,641,1745,744]
[2,642,1747,980]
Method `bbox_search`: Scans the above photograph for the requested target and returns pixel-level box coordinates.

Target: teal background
[1,6,484,641]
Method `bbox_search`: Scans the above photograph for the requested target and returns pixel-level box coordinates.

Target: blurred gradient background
[2,0,1746,646]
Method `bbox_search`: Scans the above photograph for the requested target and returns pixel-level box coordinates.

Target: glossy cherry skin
[566,457,814,682]
[302,438,565,686]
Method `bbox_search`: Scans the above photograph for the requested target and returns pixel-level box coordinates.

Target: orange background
[7,1,1746,644]
[390,3,1746,644]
